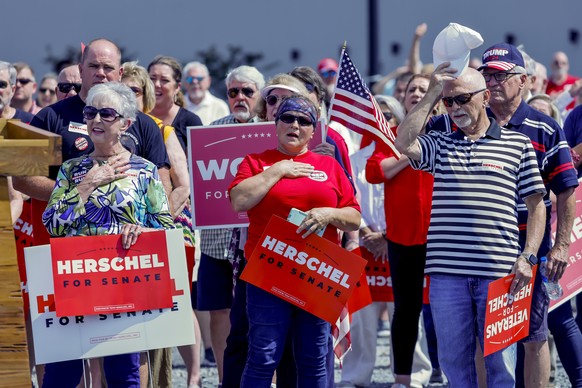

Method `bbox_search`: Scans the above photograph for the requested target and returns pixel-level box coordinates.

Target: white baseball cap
[433,23,484,77]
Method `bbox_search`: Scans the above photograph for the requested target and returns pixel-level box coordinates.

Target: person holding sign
[229,96,361,387]
[394,64,547,387]
[41,82,174,387]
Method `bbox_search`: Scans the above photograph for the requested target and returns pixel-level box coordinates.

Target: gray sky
[2,0,581,83]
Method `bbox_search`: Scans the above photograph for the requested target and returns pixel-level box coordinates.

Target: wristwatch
[520,252,538,266]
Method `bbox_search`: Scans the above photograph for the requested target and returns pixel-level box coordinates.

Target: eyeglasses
[320,70,337,78]
[0,80,8,89]
[39,88,56,95]
[129,86,143,96]
[481,72,521,83]
[83,106,123,122]
[16,78,33,86]
[186,76,205,84]
[278,113,314,127]
[57,82,82,94]
[441,89,486,108]
[383,112,393,121]
[304,82,315,93]
[227,87,255,99]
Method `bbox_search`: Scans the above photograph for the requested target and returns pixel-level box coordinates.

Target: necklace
[90,149,128,166]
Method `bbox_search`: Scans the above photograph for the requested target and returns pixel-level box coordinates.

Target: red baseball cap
[317,58,339,73]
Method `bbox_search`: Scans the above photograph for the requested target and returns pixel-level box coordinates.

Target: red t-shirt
[229,149,360,259]
[547,74,580,111]
[365,133,433,246]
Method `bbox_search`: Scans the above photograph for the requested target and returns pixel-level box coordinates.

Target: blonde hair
[121,61,156,114]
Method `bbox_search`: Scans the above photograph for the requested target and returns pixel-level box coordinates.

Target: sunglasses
[83,106,123,122]
[266,94,285,107]
[481,72,520,83]
[129,86,143,96]
[16,78,33,85]
[304,82,315,93]
[441,89,486,108]
[0,80,8,89]
[39,88,56,95]
[383,112,393,121]
[320,70,337,78]
[186,76,205,84]
[57,82,82,94]
[278,113,314,127]
[227,87,255,99]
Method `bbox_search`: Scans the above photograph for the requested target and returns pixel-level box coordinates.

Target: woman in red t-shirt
[366,74,439,388]
[229,96,360,387]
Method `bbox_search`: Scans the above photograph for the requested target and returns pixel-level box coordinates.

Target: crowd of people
[3,21,582,388]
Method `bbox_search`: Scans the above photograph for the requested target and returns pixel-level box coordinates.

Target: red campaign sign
[483,267,537,356]
[14,200,34,316]
[346,247,373,313]
[549,183,582,311]
[358,247,393,302]
[240,215,367,324]
[187,121,324,229]
[50,230,174,317]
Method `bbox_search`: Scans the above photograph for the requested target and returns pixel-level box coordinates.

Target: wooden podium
[0,119,61,387]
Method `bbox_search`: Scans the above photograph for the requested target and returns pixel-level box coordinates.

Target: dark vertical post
[368,0,379,77]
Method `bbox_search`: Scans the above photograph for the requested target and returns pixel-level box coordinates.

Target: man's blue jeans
[241,284,329,388]
[430,274,516,388]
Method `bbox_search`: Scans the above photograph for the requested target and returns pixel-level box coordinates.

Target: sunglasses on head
[83,106,123,122]
[58,82,82,94]
[186,76,205,84]
[278,113,313,127]
[266,94,286,107]
[39,87,56,95]
[320,70,337,78]
[441,89,486,108]
[0,80,8,89]
[227,87,255,99]
[16,78,33,85]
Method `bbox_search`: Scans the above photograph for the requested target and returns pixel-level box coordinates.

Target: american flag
[332,306,351,363]
[328,49,401,158]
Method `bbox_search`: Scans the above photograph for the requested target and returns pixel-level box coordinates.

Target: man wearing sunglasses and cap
[480,43,579,388]
[395,63,547,387]
[13,38,171,205]
[55,64,82,101]
[183,61,229,125]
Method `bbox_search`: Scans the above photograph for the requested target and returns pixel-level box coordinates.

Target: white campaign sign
[25,229,195,364]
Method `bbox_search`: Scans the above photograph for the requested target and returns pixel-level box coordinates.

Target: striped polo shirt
[487,102,579,256]
[410,119,546,278]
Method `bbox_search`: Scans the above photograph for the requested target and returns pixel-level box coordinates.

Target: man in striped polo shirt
[395,64,547,387]
[479,43,579,388]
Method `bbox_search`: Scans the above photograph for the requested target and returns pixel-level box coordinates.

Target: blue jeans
[548,301,582,387]
[42,353,140,388]
[241,284,330,388]
[429,274,516,388]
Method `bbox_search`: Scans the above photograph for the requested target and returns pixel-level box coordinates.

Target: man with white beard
[395,63,547,387]
[198,65,264,386]
[183,61,229,125]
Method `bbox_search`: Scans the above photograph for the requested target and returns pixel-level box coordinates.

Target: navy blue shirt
[13,109,34,124]
[31,95,170,179]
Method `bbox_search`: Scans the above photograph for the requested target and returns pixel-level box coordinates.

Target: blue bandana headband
[275,96,318,126]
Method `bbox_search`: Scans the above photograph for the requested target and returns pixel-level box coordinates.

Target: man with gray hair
[11,62,40,114]
[197,65,264,386]
[55,64,82,101]
[183,61,229,124]
[0,61,34,122]
[480,42,579,388]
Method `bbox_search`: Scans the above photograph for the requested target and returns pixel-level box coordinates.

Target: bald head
[56,65,82,101]
[82,39,121,65]
[445,67,486,93]
[79,38,123,100]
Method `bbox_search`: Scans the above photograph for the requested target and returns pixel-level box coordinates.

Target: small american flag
[332,306,351,363]
[328,48,401,158]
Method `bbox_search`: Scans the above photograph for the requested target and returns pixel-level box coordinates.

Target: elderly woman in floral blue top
[41,82,174,388]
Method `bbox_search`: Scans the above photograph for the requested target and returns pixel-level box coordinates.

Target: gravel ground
[170,335,573,388]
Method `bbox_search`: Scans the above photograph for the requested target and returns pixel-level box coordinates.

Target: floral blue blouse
[43,154,174,237]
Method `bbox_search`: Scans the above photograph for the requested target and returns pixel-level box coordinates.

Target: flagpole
[325,41,347,127]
